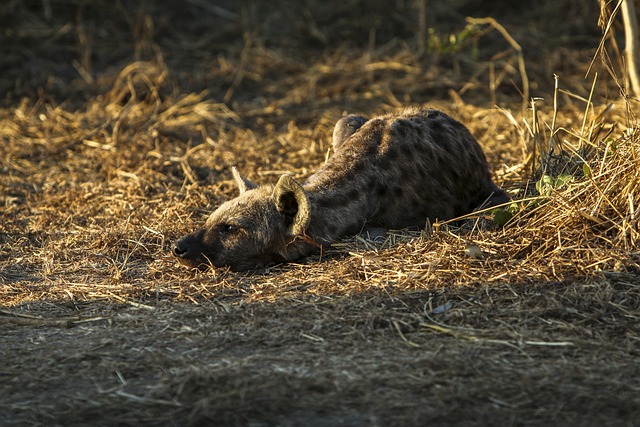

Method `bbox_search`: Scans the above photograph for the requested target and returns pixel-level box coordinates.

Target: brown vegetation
[1,1,639,426]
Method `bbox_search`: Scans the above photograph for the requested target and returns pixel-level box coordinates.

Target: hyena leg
[484,188,510,208]
[332,114,367,150]
[474,187,510,211]
[359,226,388,243]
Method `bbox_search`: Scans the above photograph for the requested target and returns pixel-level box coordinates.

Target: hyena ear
[272,174,310,236]
[232,166,258,195]
[332,114,367,150]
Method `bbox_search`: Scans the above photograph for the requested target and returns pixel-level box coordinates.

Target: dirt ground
[2,1,640,426]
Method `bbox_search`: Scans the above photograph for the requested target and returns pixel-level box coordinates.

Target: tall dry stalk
[621,0,640,97]
[598,0,640,97]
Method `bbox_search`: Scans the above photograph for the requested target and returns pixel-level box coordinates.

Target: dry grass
[2,1,640,426]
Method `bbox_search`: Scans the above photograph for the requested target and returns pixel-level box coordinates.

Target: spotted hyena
[172,107,508,271]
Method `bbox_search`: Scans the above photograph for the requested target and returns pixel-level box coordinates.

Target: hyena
[172,107,508,271]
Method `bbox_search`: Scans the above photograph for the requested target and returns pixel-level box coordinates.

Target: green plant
[426,23,480,56]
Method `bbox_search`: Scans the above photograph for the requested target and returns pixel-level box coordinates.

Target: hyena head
[172,168,311,271]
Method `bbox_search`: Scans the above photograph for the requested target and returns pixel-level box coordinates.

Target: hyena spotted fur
[173,107,508,271]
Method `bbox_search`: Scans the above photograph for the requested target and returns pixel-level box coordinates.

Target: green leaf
[508,202,521,214]
[536,173,575,196]
[555,173,574,187]
[582,163,591,178]
[492,208,514,227]
[536,174,553,196]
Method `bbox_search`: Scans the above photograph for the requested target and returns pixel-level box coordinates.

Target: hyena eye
[218,223,239,234]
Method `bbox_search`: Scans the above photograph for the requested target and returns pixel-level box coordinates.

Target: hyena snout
[172,231,206,267]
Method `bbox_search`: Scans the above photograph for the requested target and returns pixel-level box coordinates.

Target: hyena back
[173,107,508,271]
